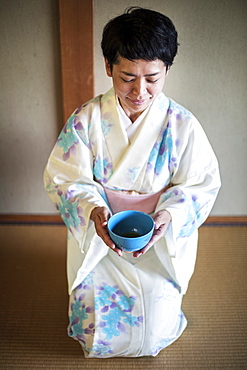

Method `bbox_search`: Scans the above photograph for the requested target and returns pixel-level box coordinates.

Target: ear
[104,58,112,77]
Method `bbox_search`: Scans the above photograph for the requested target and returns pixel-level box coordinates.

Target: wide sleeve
[44,109,110,251]
[155,117,221,257]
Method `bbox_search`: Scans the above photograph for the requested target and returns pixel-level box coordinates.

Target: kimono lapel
[101,89,129,169]
[106,92,170,190]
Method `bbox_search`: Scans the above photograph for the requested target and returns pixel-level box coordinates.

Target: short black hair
[101,7,178,71]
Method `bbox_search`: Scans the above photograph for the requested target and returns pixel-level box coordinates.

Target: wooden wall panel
[59,0,94,121]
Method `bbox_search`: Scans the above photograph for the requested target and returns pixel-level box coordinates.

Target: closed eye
[121,78,135,83]
[121,78,158,84]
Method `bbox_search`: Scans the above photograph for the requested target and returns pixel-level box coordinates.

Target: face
[105,57,168,121]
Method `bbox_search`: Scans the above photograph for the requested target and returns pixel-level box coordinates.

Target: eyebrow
[119,71,160,77]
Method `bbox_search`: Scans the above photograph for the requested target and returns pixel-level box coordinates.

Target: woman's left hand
[133,210,171,258]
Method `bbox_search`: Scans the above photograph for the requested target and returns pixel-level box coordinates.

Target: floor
[0,224,247,369]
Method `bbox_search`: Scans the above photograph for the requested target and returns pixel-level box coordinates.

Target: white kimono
[44,88,220,357]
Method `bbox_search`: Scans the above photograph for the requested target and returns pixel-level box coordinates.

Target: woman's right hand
[90,206,123,256]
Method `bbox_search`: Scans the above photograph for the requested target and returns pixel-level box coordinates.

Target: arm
[134,117,220,259]
[44,110,110,250]
[156,118,221,256]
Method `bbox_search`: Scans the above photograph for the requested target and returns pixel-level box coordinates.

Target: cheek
[148,86,160,96]
[150,82,165,95]
[114,82,129,96]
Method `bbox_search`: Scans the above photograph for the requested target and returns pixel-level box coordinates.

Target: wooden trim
[0,214,247,226]
[59,0,94,122]
[204,216,247,225]
[0,215,64,225]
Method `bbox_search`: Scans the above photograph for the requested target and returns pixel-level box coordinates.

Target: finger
[133,244,150,258]
[148,226,166,246]
[114,247,123,257]
[133,225,166,258]
[104,237,122,256]
[99,227,115,247]
[98,226,123,257]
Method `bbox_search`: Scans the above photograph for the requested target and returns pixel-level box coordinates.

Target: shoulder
[166,98,204,136]
[168,99,194,121]
[158,97,211,152]
[75,88,115,114]
[72,94,103,118]
[66,88,115,127]
[155,93,197,124]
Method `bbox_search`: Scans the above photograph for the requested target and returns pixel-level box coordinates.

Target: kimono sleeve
[155,117,221,255]
[44,110,109,251]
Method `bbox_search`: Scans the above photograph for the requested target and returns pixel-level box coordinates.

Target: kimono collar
[101,88,170,190]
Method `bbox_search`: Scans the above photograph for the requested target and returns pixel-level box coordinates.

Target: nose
[132,79,147,97]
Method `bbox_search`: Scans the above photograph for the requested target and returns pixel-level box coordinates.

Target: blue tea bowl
[107,210,154,253]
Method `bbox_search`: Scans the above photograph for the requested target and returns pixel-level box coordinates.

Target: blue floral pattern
[68,273,95,351]
[95,283,143,342]
[155,279,180,302]
[69,274,143,357]
[151,338,175,356]
[178,195,213,237]
[57,115,79,161]
[159,187,210,238]
[124,166,141,183]
[146,121,179,179]
[55,191,86,232]
[57,113,91,161]
[169,100,192,120]
[102,119,114,136]
[91,340,113,356]
[94,156,113,184]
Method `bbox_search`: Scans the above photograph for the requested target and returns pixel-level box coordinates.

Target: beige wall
[0,0,63,214]
[0,0,246,215]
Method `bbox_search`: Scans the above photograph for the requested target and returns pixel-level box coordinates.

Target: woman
[44,7,221,357]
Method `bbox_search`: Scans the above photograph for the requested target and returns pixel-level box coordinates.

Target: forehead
[114,57,165,74]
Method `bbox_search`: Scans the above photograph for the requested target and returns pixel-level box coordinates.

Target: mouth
[128,98,147,106]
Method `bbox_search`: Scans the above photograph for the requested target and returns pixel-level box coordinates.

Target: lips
[128,98,146,106]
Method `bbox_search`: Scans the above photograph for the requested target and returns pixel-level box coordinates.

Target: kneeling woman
[44,7,221,357]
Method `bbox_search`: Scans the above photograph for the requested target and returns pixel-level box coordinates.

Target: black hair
[101,7,178,71]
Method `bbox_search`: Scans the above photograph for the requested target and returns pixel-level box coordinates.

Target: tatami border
[0,214,246,226]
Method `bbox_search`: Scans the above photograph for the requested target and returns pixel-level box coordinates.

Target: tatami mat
[0,224,246,369]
